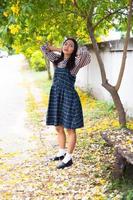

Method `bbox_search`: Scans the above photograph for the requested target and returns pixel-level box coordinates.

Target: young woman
[41,38,91,169]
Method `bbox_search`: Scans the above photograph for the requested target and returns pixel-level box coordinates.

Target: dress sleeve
[70,47,91,75]
[41,45,60,63]
[75,47,91,68]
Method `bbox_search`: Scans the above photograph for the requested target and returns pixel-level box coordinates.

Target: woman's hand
[46,44,54,51]
[46,44,62,52]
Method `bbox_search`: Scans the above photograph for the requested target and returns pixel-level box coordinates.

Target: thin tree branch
[72,0,79,9]
[117,11,128,16]
[71,0,91,19]
[93,6,127,30]
[63,9,79,16]
[89,3,95,17]
[115,0,133,91]
[87,18,107,84]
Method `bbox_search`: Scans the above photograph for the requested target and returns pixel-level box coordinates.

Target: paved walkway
[0,56,35,158]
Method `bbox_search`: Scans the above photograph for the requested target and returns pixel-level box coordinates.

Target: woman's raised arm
[70,47,91,75]
[41,44,62,63]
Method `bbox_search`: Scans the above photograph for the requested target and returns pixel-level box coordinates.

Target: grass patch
[26,91,43,126]
[88,100,116,119]
[29,70,52,95]
[108,178,133,199]
[24,70,51,127]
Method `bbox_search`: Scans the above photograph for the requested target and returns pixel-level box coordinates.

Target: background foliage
[0,0,131,70]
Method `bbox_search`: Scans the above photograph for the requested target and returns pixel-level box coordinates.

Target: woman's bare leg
[55,125,66,149]
[66,128,76,153]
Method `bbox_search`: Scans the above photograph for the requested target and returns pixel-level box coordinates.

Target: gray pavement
[0,55,33,159]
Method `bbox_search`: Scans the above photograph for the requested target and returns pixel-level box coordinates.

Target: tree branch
[63,9,79,16]
[115,0,133,91]
[93,7,128,30]
[118,11,128,16]
[87,18,107,85]
[71,0,89,19]
[72,0,79,9]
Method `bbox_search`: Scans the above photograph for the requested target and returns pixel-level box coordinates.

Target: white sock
[62,152,72,163]
[56,148,66,157]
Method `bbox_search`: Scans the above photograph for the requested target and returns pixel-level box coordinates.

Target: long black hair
[54,37,78,70]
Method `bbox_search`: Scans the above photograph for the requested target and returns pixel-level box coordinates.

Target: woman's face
[62,40,75,58]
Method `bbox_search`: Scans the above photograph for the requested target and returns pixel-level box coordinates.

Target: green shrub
[125,190,133,200]
[30,50,46,71]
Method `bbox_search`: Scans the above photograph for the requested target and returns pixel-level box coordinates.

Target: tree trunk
[103,83,126,127]
[87,21,126,127]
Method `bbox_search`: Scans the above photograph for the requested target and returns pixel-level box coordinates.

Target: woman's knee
[66,128,76,135]
[55,125,64,133]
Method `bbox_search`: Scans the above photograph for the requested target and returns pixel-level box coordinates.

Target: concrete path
[0,55,34,161]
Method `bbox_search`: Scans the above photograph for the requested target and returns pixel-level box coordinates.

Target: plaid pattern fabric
[46,67,84,129]
[41,45,91,75]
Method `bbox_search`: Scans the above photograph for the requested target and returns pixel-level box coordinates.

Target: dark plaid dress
[41,44,91,129]
[46,67,84,129]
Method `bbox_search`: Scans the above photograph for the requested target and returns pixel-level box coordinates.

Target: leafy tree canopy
[0,0,130,55]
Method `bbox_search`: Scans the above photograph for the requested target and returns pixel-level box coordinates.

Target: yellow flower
[98,178,106,185]
[11,4,20,15]
[127,120,133,129]
[3,11,8,17]
[111,120,119,128]
[76,30,82,37]
[9,24,20,35]
[96,36,102,42]
[36,36,43,41]
[26,47,33,55]
[12,44,21,53]
[127,139,133,144]
[91,186,106,200]
[60,0,66,4]
[15,46,21,54]
[77,16,82,22]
